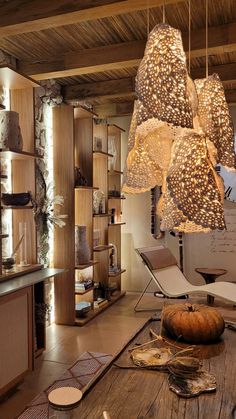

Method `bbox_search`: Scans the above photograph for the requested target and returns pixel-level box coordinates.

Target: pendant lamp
[195,74,236,171]
[122,23,193,194]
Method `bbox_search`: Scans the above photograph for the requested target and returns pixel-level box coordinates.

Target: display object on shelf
[2,191,31,206]
[75,225,91,265]
[93,136,103,151]
[74,166,87,187]
[93,189,105,214]
[108,135,117,170]
[75,301,92,317]
[0,110,23,150]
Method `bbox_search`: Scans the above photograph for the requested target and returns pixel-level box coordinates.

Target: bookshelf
[53,106,125,326]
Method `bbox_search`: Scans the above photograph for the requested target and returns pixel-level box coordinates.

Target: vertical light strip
[44,103,54,321]
[44,104,54,266]
[2,88,13,256]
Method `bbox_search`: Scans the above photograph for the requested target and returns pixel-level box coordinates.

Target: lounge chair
[134,246,236,311]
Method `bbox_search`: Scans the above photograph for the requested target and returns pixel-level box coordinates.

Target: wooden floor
[0,292,236,419]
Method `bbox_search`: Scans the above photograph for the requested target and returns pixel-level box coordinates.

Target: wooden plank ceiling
[0,0,236,114]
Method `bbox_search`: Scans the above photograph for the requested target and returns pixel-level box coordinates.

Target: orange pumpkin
[162,303,225,343]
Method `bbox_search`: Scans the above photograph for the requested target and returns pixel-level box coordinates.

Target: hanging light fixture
[122,22,193,194]
[195,74,236,171]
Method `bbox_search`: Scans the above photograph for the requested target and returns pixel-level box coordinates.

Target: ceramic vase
[75,225,91,265]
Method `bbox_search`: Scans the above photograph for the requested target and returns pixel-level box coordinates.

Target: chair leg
[134,277,162,312]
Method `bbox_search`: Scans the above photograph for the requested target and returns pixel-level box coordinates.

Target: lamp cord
[147,2,150,38]
[163,0,166,23]
[206,0,208,78]
[188,0,191,74]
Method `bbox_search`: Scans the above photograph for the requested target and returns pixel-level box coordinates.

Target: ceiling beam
[191,62,236,84]
[18,21,236,80]
[63,77,135,102]
[0,0,183,38]
[64,74,236,105]
[94,101,134,117]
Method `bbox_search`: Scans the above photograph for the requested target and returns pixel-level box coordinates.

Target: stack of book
[94,297,108,309]
[75,280,93,293]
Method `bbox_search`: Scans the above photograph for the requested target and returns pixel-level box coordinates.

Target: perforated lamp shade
[160,130,225,232]
[195,73,236,171]
[123,23,193,194]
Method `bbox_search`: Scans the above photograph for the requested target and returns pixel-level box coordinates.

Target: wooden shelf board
[34,347,45,358]
[109,269,126,277]
[0,264,43,282]
[75,287,94,295]
[108,196,126,200]
[0,65,39,89]
[75,261,99,269]
[75,186,99,191]
[0,234,8,238]
[2,205,33,210]
[0,104,5,110]
[108,123,126,133]
[93,245,113,252]
[74,106,98,119]
[108,170,123,175]
[93,151,113,158]
[74,291,126,326]
[0,149,40,160]
[0,174,7,179]
[93,213,109,218]
[108,222,126,226]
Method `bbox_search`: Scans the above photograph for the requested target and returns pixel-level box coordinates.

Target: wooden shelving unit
[74,291,126,326]
[53,106,126,326]
[0,66,48,395]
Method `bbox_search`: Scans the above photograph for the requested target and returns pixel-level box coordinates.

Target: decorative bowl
[75,301,91,318]
[2,257,15,270]
[2,192,31,206]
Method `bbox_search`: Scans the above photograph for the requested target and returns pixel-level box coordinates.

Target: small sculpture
[93,190,105,214]
[75,167,87,187]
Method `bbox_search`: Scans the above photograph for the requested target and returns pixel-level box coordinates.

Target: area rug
[17,351,112,419]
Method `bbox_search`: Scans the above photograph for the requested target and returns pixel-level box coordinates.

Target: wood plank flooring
[0,293,235,419]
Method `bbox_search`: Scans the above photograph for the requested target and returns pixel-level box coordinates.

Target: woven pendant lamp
[195,74,236,171]
[123,23,193,194]
[162,130,225,232]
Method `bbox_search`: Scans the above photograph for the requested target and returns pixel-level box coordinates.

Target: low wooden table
[195,268,227,304]
[75,317,236,418]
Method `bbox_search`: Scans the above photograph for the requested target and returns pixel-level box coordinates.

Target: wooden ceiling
[0,0,236,114]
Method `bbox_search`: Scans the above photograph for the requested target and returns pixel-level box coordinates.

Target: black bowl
[2,192,31,206]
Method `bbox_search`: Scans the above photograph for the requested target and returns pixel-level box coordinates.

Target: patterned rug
[17,351,112,419]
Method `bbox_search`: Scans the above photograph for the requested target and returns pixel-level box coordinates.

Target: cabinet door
[0,286,33,396]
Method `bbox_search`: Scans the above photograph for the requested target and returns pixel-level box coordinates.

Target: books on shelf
[94,297,108,309]
[75,280,93,291]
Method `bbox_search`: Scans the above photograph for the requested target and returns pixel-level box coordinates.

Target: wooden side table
[195,268,227,304]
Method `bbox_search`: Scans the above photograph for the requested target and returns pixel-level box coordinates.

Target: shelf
[74,106,98,119]
[0,65,39,89]
[0,149,41,160]
[93,151,113,158]
[0,264,43,283]
[0,104,5,110]
[108,170,123,175]
[108,196,126,200]
[75,261,99,270]
[0,174,7,179]
[108,124,126,134]
[2,205,33,210]
[75,287,94,295]
[75,186,99,191]
[109,269,126,277]
[35,347,44,358]
[108,222,126,226]
[93,213,109,218]
[74,291,126,326]
[93,245,113,252]
[0,234,8,238]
